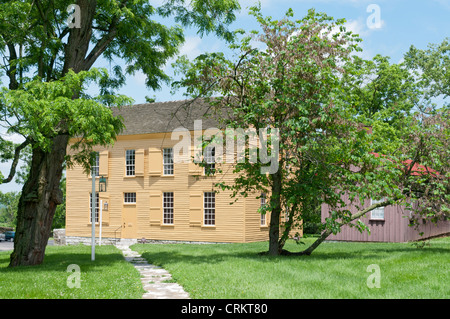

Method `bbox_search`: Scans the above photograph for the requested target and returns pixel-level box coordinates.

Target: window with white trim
[89,192,99,223]
[125,150,135,176]
[91,152,99,177]
[204,192,215,226]
[370,198,385,220]
[260,193,267,226]
[204,146,215,175]
[163,148,174,175]
[124,192,136,204]
[163,192,174,224]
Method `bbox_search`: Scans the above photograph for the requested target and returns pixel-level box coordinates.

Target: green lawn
[131,237,450,299]
[0,238,448,299]
[0,245,144,299]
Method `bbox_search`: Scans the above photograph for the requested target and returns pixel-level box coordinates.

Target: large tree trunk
[268,169,283,256]
[9,135,68,267]
[8,0,98,267]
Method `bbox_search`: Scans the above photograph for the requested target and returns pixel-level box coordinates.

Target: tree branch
[1,138,31,184]
[293,198,398,256]
[81,0,130,71]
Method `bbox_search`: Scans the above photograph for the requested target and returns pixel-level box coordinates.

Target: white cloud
[132,70,147,86]
[178,36,203,60]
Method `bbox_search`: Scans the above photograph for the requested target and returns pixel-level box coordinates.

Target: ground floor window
[124,192,136,203]
[89,192,99,223]
[163,192,174,224]
[204,192,215,226]
[260,193,267,226]
[370,198,385,220]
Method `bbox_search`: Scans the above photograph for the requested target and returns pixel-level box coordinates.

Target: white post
[91,171,96,261]
[99,200,103,246]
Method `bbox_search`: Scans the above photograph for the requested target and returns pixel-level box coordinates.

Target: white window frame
[163,148,174,176]
[204,146,215,175]
[124,192,136,204]
[163,192,174,225]
[260,193,267,226]
[125,149,135,176]
[203,192,215,226]
[89,192,99,223]
[370,198,385,220]
[91,152,99,177]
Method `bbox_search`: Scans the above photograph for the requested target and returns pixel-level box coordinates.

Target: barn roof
[371,152,439,176]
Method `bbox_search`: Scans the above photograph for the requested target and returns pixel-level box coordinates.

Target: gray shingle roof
[111,99,222,136]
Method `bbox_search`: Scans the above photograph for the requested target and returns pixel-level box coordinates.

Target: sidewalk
[115,243,190,299]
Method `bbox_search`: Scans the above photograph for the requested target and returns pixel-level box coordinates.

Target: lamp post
[91,168,96,261]
[91,152,107,261]
[98,176,107,247]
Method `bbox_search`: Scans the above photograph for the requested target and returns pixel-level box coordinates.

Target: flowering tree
[173,7,450,255]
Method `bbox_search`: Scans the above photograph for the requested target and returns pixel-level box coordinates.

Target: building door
[122,205,137,238]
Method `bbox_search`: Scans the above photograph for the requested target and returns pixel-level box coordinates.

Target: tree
[173,6,377,255]
[173,7,450,255]
[0,0,241,266]
[0,191,20,227]
[1,69,127,265]
[52,175,66,230]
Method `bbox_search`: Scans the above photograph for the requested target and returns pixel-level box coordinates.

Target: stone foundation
[65,236,126,246]
[53,229,230,246]
[60,234,228,246]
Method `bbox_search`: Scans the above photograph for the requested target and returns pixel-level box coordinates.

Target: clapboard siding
[66,133,271,243]
[244,192,270,242]
[321,194,449,242]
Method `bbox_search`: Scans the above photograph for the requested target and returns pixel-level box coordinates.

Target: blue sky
[112,0,450,104]
[1,0,449,193]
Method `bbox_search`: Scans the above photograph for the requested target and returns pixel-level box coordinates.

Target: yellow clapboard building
[65,100,290,244]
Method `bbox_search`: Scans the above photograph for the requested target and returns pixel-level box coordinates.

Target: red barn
[321,154,449,242]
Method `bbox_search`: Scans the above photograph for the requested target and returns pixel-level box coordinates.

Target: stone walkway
[115,244,190,299]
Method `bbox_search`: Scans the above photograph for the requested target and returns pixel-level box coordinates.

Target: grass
[0,238,448,299]
[0,245,144,299]
[131,237,450,299]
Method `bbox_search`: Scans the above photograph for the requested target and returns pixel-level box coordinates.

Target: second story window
[163,148,174,175]
[126,150,135,176]
[204,146,215,175]
[91,152,99,177]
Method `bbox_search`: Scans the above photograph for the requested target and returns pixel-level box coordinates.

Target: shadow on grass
[135,242,450,268]
[0,247,127,274]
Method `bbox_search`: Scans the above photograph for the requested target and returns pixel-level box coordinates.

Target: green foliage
[173,8,450,254]
[172,7,383,249]
[0,0,242,182]
[404,38,450,106]
[52,175,66,230]
[0,0,240,91]
[0,0,242,266]
[0,68,129,174]
[0,191,20,227]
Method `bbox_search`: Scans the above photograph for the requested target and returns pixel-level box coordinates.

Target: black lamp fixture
[99,175,107,192]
